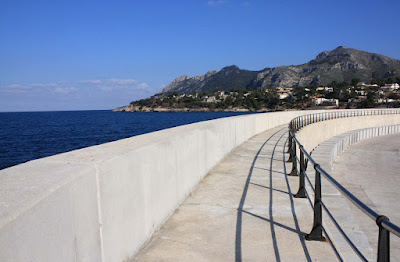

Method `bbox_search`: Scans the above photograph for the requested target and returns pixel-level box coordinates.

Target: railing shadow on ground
[235,109,400,262]
[235,128,281,262]
[235,128,312,262]
[282,135,312,262]
[287,109,400,262]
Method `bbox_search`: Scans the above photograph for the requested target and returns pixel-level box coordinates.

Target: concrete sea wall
[304,125,400,261]
[294,113,400,261]
[296,114,400,154]
[1,109,398,261]
[0,110,320,262]
[311,124,400,169]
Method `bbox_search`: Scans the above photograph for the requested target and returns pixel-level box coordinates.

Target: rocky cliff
[162,46,400,94]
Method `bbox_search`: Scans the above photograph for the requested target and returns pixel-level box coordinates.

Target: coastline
[112,105,261,113]
[112,105,340,113]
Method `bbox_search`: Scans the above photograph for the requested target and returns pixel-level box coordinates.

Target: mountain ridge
[162,46,400,94]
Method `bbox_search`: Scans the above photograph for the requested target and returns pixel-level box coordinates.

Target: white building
[312,98,339,107]
[382,83,400,91]
[316,87,333,93]
[206,96,218,103]
[275,87,292,100]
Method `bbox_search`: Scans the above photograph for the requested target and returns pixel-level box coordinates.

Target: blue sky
[1,0,399,111]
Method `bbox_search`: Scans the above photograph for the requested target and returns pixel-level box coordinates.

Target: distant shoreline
[112,105,267,113]
[112,105,342,113]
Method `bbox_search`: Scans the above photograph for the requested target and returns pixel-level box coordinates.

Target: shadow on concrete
[235,128,283,262]
[249,182,289,195]
[282,136,312,262]
[267,130,288,262]
[252,166,286,175]
[242,210,306,235]
[235,128,312,262]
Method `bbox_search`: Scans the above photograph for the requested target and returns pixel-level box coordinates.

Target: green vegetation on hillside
[128,77,400,112]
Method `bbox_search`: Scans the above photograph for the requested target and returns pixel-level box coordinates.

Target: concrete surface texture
[0,110,326,262]
[300,124,400,261]
[134,126,339,261]
[332,133,400,260]
[0,109,398,261]
[296,115,400,155]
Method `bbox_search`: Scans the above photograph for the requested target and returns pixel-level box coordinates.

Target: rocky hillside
[162,46,400,94]
[162,66,258,94]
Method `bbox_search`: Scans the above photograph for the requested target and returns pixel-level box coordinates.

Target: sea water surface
[0,110,254,170]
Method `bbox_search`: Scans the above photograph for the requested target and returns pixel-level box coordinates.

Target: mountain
[162,46,400,94]
[162,66,258,94]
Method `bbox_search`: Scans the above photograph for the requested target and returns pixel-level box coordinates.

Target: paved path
[332,133,400,260]
[134,126,338,261]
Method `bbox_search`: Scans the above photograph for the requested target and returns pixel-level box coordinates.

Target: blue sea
[0,111,254,170]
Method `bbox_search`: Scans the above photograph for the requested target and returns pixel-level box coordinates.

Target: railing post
[294,147,306,198]
[298,117,301,130]
[287,130,292,153]
[289,141,298,176]
[305,164,325,241]
[287,132,294,162]
[376,215,390,262]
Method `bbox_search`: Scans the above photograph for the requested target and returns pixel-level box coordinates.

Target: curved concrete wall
[296,114,400,154]
[305,124,400,261]
[313,124,400,169]
[0,110,325,262]
[293,114,400,261]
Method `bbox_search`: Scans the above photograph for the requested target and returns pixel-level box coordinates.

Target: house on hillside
[316,86,333,93]
[382,83,399,91]
[312,98,339,107]
[275,87,292,100]
[355,90,367,96]
[206,96,219,103]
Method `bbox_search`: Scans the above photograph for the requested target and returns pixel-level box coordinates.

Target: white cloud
[52,87,77,94]
[0,78,157,111]
[107,79,137,85]
[30,83,58,87]
[82,78,152,92]
[80,80,102,84]
[4,84,30,89]
[1,82,60,90]
[0,78,154,105]
[137,83,150,90]
[207,0,226,6]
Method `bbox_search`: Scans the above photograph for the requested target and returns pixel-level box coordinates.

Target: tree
[225,96,233,106]
[387,92,399,100]
[351,78,360,87]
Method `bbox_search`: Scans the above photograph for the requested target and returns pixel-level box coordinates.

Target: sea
[0,110,255,170]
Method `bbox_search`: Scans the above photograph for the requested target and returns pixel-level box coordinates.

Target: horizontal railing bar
[320,194,368,261]
[382,220,400,238]
[288,109,400,252]
[298,156,368,262]
[303,190,345,262]
[315,166,380,221]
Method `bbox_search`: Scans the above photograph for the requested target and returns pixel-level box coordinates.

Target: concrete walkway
[133,126,338,261]
[332,133,400,260]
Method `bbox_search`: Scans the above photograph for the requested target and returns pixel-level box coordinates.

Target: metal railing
[287,109,400,262]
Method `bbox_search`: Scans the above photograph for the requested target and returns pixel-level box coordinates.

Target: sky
[1,0,400,112]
